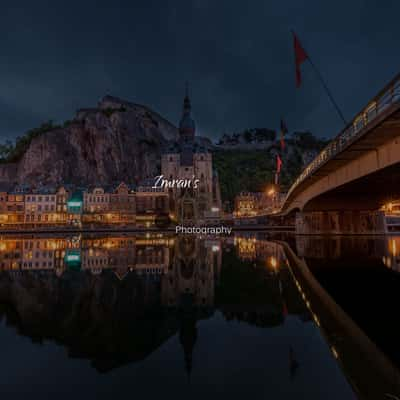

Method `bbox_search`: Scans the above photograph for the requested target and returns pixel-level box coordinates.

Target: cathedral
[161,87,221,224]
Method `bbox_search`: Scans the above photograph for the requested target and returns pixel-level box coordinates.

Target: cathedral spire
[179,82,195,141]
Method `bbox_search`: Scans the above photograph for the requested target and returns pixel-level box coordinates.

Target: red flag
[276,154,282,174]
[280,118,288,151]
[292,31,308,87]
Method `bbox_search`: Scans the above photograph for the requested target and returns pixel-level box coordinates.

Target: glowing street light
[269,256,278,269]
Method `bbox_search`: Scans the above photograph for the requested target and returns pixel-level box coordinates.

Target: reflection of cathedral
[161,87,221,223]
[0,234,312,378]
[161,237,221,307]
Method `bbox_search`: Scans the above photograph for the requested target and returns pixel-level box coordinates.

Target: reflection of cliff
[0,234,310,375]
[0,270,180,372]
[0,236,221,374]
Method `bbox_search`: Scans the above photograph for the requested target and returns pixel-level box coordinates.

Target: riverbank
[0,225,295,235]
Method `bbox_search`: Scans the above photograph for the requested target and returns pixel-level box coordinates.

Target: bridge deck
[281,73,400,214]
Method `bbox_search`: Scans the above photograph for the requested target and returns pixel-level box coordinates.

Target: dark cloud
[0,0,399,141]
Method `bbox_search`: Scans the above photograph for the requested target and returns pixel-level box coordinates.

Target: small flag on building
[292,31,308,88]
[280,119,288,151]
[276,154,283,174]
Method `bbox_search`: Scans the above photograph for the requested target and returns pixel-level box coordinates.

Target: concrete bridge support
[295,210,386,235]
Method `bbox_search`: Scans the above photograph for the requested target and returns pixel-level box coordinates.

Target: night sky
[1,0,400,142]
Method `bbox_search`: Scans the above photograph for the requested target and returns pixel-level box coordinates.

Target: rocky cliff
[0,96,179,185]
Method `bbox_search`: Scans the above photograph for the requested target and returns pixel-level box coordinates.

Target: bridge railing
[285,74,400,203]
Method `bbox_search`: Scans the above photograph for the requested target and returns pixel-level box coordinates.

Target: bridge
[279,73,400,234]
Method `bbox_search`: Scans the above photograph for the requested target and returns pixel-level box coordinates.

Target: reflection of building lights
[383,256,391,268]
[48,240,57,250]
[331,346,339,359]
[391,239,397,256]
[67,201,82,207]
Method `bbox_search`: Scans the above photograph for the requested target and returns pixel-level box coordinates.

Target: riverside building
[161,87,221,224]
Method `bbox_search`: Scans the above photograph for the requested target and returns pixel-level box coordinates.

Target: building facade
[83,187,110,223]
[161,89,221,223]
[25,189,57,225]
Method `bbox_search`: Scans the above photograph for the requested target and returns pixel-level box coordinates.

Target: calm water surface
[0,233,398,399]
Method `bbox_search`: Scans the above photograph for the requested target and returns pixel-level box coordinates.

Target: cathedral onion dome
[179,85,196,142]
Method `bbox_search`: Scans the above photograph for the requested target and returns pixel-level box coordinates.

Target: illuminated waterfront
[0,233,399,399]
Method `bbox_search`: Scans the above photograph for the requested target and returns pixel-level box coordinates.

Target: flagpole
[307,57,347,126]
[291,29,347,127]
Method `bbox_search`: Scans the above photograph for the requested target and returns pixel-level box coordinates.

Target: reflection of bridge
[279,73,400,233]
[281,241,400,399]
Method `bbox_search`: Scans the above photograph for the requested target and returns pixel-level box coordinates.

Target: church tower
[179,83,196,143]
[161,84,222,224]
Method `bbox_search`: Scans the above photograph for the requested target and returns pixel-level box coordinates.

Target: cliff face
[0,96,179,186]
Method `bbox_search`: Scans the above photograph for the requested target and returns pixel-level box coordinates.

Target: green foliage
[218,128,276,145]
[102,106,127,118]
[213,149,275,202]
[291,131,326,149]
[0,121,61,163]
[0,141,13,160]
[63,119,73,128]
[213,131,328,203]
[243,130,253,143]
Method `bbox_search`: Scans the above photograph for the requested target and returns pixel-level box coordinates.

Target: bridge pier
[295,210,386,235]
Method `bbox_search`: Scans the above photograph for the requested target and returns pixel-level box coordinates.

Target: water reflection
[0,233,357,399]
[287,235,400,400]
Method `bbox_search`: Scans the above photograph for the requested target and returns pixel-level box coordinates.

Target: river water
[0,232,398,399]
